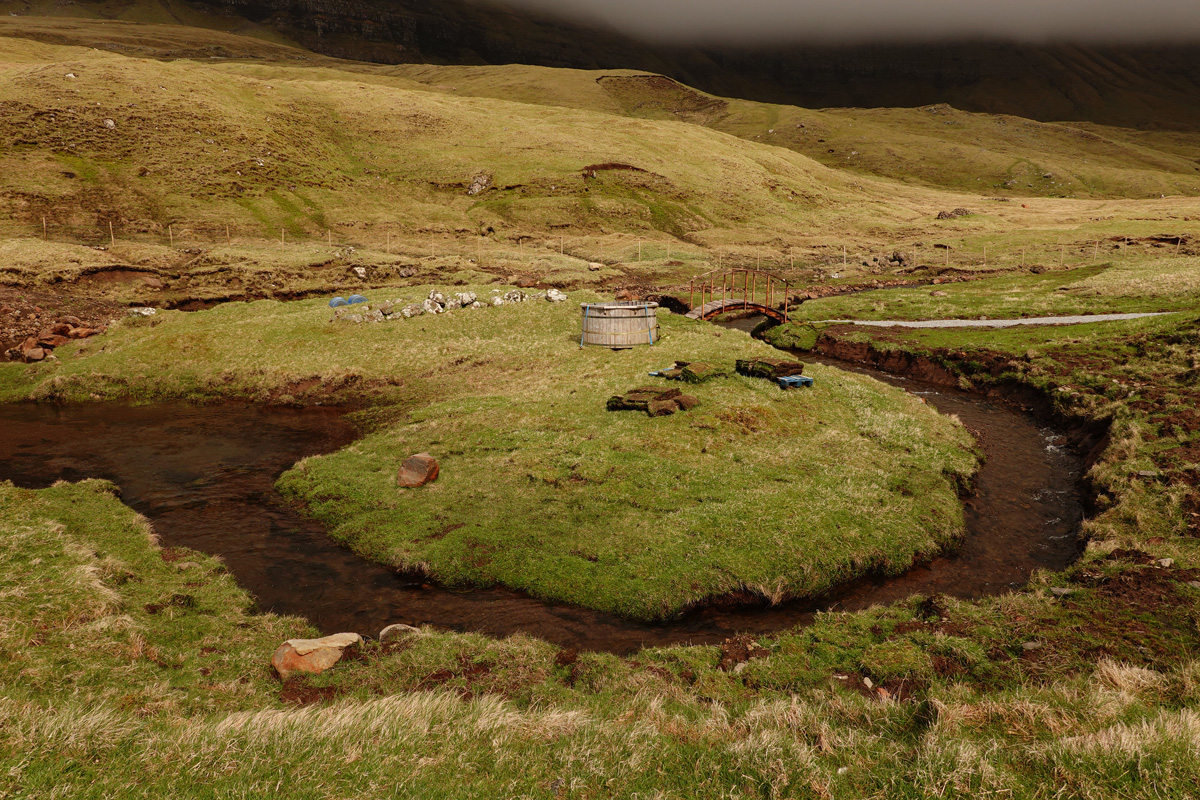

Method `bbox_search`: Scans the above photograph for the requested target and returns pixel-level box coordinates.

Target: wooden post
[983,244,987,268]
[1094,241,1100,262]
[168,224,173,248]
[638,241,642,261]
[1177,237,1182,255]
[842,244,846,267]
[42,216,47,239]
[226,223,231,245]
[281,228,285,250]
[109,220,114,247]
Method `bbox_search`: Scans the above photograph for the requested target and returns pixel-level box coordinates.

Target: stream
[0,325,1083,654]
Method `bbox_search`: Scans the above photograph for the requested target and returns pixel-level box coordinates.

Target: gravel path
[822,312,1171,329]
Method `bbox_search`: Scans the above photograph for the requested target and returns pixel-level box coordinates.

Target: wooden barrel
[579,302,659,348]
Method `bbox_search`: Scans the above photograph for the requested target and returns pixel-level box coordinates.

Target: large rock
[421,298,444,315]
[545,288,568,302]
[272,632,362,680]
[397,453,439,487]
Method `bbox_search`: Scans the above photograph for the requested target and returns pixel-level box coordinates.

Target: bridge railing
[688,267,790,323]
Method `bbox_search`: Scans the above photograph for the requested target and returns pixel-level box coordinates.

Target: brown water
[0,349,1082,654]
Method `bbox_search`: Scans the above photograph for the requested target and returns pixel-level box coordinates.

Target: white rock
[352,266,367,279]
[128,307,157,317]
[421,298,444,314]
[1158,558,1175,568]
[428,290,446,304]
[455,291,477,306]
[401,304,424,318]
[444,297,462,311]
[545,288,568,302]
[492,296,504,306]
[103,118,116,129]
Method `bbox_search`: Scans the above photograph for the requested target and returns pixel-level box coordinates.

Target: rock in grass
[397,453,439,488]
[647,398,679,417]
[272,632,362,680]
[546,288,568,302]
[379,623,421,642]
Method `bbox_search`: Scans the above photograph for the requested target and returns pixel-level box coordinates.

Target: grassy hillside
[391,64,1200,201]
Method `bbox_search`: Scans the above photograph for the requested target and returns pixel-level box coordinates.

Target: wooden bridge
[684,268,791,323]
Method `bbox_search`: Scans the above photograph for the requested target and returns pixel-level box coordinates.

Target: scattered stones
[608,386,698,417]
[936,208,972,220]
[428,290,446,305]
[466,172,492,196]
[397,452,439,488]
[272,632,362,680]
[401,304,424,318]
[503,290,528,303]
[421,298,444,315]
[379,623,421,642]
[5,315,108,362]
[455,291,477,306]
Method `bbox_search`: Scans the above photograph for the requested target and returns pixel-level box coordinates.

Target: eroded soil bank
[0,333,1086,653]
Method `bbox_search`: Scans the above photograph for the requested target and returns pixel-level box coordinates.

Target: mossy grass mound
[0,288,977,620]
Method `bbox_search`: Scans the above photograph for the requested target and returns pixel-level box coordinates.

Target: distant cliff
[19,0,1200,128]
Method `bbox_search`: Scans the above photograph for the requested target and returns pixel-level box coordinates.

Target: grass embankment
[781,256,1200,324]
[5,456,1200,797]
[0,291,977,620]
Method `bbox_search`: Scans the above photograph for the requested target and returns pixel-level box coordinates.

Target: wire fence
[4,219,1194,276]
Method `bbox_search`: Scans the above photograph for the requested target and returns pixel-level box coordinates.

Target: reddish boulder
[397,453,439,488]
[37,334,70,349]
[272,632,362,680]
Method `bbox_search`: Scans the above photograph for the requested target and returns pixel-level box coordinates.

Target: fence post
[42,217,47,239]
[109,221,114,247]
[168,224,173,248]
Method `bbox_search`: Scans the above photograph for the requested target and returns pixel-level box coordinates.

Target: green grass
[0,289,977,619]
[785,258,1200,323]
[4,475,1200,798]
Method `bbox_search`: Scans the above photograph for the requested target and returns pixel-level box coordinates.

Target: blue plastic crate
[778,375,814,389]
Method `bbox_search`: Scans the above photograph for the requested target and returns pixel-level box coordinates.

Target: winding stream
[0,330,1083,654]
